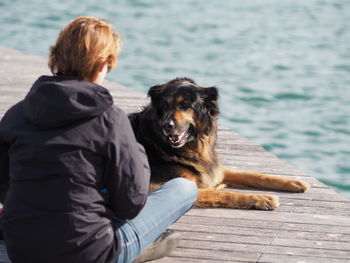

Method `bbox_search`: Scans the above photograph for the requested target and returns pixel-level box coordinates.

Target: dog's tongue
[171,134,181,142]
[171,131,185,143]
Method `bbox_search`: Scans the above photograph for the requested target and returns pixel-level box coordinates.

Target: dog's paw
[248,194,280,210]
[287,179,310,193]
[215,184,227,190]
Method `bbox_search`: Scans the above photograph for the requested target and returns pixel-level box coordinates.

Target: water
[1,0,349,198]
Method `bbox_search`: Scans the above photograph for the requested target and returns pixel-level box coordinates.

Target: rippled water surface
[0,0,349,198]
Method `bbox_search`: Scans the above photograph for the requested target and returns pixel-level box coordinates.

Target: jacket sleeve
[106,107,150,219]
[0,140,9,204]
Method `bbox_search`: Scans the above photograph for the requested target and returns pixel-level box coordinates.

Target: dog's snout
[162,120,175,133]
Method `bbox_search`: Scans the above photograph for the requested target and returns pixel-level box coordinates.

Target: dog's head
[148,78,219,148]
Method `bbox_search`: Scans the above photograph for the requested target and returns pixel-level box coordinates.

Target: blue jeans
[113,178,198,263]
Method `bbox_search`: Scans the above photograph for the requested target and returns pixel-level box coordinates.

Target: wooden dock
[0,46,349,263]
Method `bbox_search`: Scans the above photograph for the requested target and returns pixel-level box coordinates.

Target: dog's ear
[147,84,163,105]
[201,87,219,117]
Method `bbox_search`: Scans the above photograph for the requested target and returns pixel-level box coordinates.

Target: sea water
[0,0,349,198]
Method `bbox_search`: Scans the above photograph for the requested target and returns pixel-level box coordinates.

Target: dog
[128,78,309,210]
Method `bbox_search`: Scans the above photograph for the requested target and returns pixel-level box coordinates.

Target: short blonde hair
[48,16,121,82]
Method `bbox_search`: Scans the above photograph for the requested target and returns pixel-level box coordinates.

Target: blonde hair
[48,16,121,82]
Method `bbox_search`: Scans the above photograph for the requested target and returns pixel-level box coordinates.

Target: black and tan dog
[129,78,309,210]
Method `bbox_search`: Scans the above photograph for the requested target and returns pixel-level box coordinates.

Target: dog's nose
[162,120,175,133]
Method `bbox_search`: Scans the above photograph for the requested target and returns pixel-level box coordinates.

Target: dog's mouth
[164,129,190,148]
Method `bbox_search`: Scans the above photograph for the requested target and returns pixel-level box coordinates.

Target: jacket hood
[23,75,113,128]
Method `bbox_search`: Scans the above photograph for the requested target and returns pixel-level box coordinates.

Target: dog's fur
[129,78,309,210]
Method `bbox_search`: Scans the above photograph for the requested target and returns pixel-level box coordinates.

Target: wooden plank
[177,215,350,235]
[272,237,349,251]
[177,239,350,259]
[171,223,350,243]
[258,254,350,263]
[187,209,350,226]
[169,247,261,262]
[156,258,219,263]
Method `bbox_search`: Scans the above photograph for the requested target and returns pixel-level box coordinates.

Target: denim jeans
[113,178,198,263]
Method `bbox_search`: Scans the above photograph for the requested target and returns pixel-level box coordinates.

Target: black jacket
[0,75,150,263]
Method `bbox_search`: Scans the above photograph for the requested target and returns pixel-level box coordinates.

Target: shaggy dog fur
[129,78,309,209]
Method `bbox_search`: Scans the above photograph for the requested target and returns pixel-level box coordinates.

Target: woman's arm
[106,107,150,219]
[0,142,9,204]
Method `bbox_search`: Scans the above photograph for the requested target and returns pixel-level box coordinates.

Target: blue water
[1,0,349,198]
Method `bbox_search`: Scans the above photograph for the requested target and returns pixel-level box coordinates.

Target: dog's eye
[156,102,168,116]
[179,102,191,110]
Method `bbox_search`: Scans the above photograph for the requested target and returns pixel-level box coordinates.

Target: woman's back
[1,75,118,263]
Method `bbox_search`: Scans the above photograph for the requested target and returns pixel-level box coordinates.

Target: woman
[0,16,198,263]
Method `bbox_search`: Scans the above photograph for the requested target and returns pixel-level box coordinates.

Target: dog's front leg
[222,168,309,193]
[195,189,279,210]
